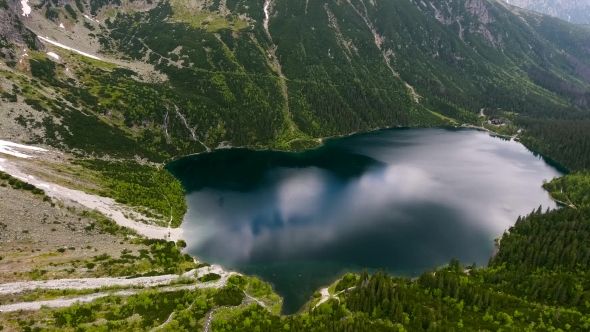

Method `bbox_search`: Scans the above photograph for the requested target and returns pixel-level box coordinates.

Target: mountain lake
[167,128,565,314]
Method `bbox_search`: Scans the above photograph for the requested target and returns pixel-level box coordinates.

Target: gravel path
[313,286,354,310]
[0,271,237,313]
[313,287,331,309]
[0,274,185,295]
[0,264,236,296]
[0,141,249,315]
[0,291,134,312]
[0,148,182,241]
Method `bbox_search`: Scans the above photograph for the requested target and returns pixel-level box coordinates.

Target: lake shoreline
[168,125,467,161]
[168,123,534,164]
[547,192,577,209]
[170,126,565,314]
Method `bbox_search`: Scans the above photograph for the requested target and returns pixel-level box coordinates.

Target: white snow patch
[21,0,31,16]
[263,0,271,38]
[0,140,47,159]
[37,36,102,61]
[47,52,60,60]
[59,23,65,29]
[83,14,100,23]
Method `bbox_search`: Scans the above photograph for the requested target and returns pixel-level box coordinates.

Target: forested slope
[2,0,590,168]
[97,0,590,168]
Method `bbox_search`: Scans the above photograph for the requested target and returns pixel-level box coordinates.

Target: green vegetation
[49,289,212,330]
[9,0,590,171]
[45,7,59,21]
[64,4,78,20]
[244,275,282,314]
[105,1,447,149]
[169,1,250,32]
[210,303,281,331]
[199,273,221,282]
[74,0,84,12]
[10,173,589,331]
[2,237,197,298]
[0,171,52,202]
[74,160,187,227]
[5,0,590,330]
[214,285,245,306]
[87,239,196,277]
[483,122,519,137]
[544,172,590,207]
[0,287,144,307]
[77,209,137,238]
[20,55,178,161]
[0,274,280,331]
[334,273,358,292]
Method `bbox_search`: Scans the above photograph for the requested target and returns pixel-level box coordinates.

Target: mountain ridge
[1,0,589,168]
[503,0,590,24]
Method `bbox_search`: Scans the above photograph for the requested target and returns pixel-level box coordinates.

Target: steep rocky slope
[1,0,590,166]
[504,0,590,24]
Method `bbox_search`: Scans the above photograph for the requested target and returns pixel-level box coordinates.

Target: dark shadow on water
[167,146,384,193]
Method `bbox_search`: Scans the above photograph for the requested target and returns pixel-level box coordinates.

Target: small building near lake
[488,118,511,126]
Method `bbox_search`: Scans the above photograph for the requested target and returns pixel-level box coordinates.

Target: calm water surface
[167,128,564,314]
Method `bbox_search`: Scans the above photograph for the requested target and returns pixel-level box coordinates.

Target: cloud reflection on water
[182,162,446,264]
[178,128,563,313]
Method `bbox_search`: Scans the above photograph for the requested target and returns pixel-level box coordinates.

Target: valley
[1,0,590,330]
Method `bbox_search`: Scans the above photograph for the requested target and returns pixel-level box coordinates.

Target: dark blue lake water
[167,128,564,314]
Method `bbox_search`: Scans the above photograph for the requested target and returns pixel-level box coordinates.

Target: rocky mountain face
[0,0,43,62]
[503,0,590,24]
[1,0,590,166]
